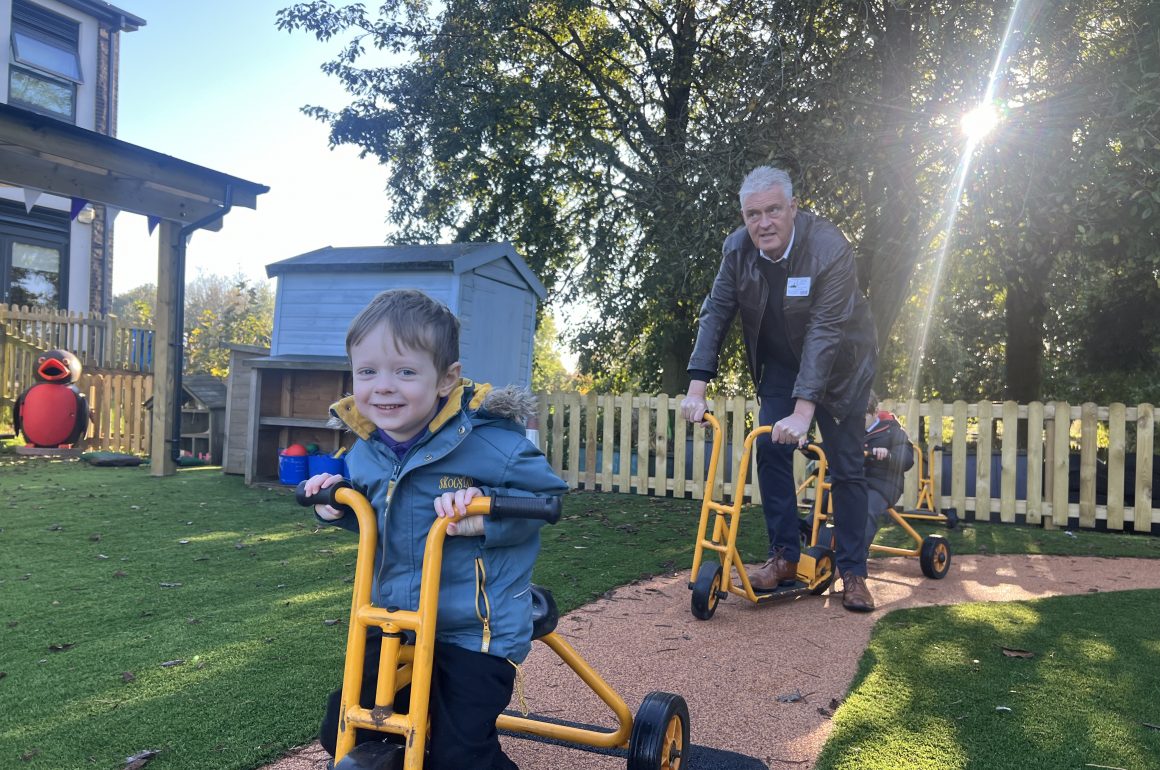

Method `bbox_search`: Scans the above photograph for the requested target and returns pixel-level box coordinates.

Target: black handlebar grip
[295,479,353,510]
[488,496,563,524]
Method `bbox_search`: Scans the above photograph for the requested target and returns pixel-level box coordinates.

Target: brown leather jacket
[688,209,877,419]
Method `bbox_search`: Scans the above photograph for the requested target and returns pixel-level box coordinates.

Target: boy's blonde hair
[346,289,460,375]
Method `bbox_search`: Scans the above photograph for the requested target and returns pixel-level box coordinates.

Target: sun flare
[961,103,1000,141]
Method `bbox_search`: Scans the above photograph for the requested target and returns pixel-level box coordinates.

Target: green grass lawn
[1,454,1157,769]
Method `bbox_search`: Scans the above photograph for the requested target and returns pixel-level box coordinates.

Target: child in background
[862,390,915,541]
[805,390,915,548]
[302,288,568,770]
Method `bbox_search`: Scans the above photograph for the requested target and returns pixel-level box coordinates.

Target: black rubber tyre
[805,545,836,595]
[627,691,691,770]
[920,534,952,579]
[690,562,723,620]
[334,741,405,770]
[944,507,959,530]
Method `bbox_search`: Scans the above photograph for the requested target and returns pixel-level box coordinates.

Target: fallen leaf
[47,643,74,653]
[159,659,184,668]
[1001,647,1035,659]
[122,671,136,683]
[124,749,160,769]
[777,689,807,704]
[47,524,62,531]
[113,570,127,578]
[20,748,39,761]
[178,539,190,545]
[323,619,342,626]
[995,705,1012,712]
[159,582,183,588]
[89,533,101,541]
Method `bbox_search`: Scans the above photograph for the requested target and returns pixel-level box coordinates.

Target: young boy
[805,391,914,548]
[302,288,568,770]
[862,391,915,541]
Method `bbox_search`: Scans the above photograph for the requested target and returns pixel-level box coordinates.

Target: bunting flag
[23,188,43,213]
[147,215,161,235]
[69,197,89,221]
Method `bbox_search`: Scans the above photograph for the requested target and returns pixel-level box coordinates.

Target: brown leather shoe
[841,574,875,612]
[749,551,799,591]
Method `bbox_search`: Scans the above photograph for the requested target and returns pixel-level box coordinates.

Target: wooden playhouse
[224,242,546,484]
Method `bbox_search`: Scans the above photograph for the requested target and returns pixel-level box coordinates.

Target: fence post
[1051,401,1071,529]
[1079,402,1098,529]
[1135,403,1154,534]
[1000,400,1018,523]
[1026,401,1044,525]
[929,399,944,512]
[1107,403,1126,531]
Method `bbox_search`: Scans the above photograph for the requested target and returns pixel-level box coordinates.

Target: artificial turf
[1,454,1157,769]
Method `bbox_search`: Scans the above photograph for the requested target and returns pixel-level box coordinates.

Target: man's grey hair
[739,166,794,207]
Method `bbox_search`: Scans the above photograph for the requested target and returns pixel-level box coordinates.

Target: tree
[280,0,1160,404]
[112,272,273,379]
[183,272,274,378]
[531,313,577,392]
[276,0,934,393]
[110,283,155,326]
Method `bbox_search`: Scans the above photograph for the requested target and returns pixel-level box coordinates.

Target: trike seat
[530,584,559,640]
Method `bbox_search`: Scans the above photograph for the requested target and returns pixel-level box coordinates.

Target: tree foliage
[112,273,273,380]
[279,0,1160,403]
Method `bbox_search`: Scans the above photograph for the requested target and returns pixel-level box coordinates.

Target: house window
[0,202,69,309]
[8,1,83,121]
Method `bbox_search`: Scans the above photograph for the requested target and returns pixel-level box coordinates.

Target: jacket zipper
[474,557,492,653]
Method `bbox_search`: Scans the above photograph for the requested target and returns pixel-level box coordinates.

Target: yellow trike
[688,415,956,620]
[297,481,690,770]
[688,414,837,620]
[798,441,955,581]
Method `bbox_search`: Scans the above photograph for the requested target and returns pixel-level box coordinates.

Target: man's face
[742,186,797,259]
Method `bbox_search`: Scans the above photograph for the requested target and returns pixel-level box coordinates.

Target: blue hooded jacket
[321,380,568,663]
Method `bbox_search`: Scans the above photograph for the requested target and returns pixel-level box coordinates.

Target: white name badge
[786,277,811,297]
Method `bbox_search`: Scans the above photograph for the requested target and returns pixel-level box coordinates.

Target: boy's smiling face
[350,324,461,442]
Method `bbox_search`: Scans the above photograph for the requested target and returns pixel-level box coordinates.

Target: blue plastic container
[308,454,346,477]
[278,454,309,485]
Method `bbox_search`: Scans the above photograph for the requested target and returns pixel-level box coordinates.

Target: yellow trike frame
[797,441,955,578]
[688,414,837,621]
[300,482,690,770]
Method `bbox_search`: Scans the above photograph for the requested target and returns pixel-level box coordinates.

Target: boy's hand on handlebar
[305,472,346,520]
[435,487,485,536]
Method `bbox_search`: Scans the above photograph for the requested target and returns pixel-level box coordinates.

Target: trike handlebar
[294,480,562,524]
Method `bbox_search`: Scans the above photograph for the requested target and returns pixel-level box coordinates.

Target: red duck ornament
[14,349,89,448]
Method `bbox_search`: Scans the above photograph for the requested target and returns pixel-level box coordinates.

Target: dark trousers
[756,392,872,577]
[320,630,518,770]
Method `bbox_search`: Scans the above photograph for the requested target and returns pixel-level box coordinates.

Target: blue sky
[111,0,392,294]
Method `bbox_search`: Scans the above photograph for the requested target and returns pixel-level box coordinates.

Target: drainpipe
[168,185,234,463]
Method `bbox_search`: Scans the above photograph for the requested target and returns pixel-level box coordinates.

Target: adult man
[680,165,879,612]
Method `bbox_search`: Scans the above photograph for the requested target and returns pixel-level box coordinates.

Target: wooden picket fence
[2,320,152,454]
[535,392,1158,535]
[75,369,154,454]
[0,304,154,372]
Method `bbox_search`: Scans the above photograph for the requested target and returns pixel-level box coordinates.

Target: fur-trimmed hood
[327,379,536,441]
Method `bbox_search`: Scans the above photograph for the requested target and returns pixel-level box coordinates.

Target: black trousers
[756,387,872,578]
[320,629,518,770]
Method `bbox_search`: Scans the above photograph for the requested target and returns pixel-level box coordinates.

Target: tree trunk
[1003,277,1047,402]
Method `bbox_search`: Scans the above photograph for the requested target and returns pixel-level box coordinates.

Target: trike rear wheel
[690,562,723,620]
[627,691,691,770]
[920,535,952,579]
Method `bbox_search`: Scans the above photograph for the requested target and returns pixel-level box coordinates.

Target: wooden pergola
[0,102,269,475]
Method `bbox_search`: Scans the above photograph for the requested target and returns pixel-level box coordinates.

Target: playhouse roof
[264,242,546,299]
[182,375,228,410]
